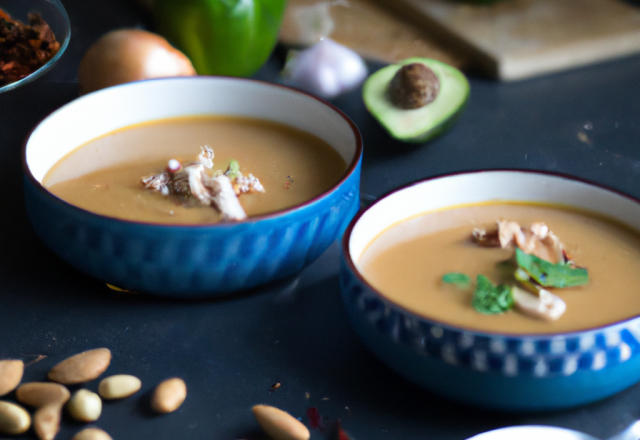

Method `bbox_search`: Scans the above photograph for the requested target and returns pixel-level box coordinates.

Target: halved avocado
[363,58,470,143]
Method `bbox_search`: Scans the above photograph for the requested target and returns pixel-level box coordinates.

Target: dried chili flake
[0,9,60,85]
[337,426,352,440]
[306,406,323,430]
[329,421,353,440]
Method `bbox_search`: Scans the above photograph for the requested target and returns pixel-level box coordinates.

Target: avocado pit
[388,62,440,110]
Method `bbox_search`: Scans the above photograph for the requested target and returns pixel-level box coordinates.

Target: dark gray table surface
[2,1,640,439]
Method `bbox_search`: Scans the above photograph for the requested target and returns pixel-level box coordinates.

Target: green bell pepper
[153,0,287,77]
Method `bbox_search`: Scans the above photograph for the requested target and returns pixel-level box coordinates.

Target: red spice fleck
[306,407,323,430]
[332,421,352,440]
[337,426,351,440]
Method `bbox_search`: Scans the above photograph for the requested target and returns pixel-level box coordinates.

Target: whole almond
[98,374,141,399]
[252,404,310,440]
[0,360,23,396]
[0,401,31,435]
[71,427,113,440]
[16,383,70,408]
[66,389,102,422]
[33,404,62,440]
[48,348,111,385]
[150,378,186,413]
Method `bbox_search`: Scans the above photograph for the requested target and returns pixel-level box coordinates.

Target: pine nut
[67,389,102,422]
[98,374,141,399]
[150,378,186,413]
[252,404,310,440]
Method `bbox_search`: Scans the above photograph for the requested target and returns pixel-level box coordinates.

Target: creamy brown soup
[44,116,347,224]
[357,203,640,334]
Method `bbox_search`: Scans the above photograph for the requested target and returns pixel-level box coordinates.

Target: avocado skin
[362,58,470,144]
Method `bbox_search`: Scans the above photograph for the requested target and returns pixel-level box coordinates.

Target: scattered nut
[33,404,62,440]
[16,383,70,408]
[252,404,310,440]
[71,427,113,440]
[0,360,23,396]
[0,401,31,435]
[151,378,186,413]
[48,348,111,385]
[67,390,102,422]
[98,374,141,399]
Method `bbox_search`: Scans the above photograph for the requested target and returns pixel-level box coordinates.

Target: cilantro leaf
[515,247,588,288]
[472,274,514,314]
[442,272,471,289]
[225,159,241,179]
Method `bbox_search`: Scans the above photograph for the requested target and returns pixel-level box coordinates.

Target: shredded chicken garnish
[140,147,265,222]
[473,220,566,264]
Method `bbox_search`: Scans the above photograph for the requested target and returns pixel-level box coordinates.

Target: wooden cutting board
[370,0,640,80]
[279,0,465,68]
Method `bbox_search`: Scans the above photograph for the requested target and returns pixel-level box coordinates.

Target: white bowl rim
[342,169,640,338]
[22,76,363,228]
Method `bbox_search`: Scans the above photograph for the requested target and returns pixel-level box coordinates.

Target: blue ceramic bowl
[23,77,362,297]
[0,0,70,93]
[341,171,640,411]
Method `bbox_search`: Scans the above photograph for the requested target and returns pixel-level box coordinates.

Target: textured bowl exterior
[341,170,640,411]
[24,77,362,297]
[25,160,360,297]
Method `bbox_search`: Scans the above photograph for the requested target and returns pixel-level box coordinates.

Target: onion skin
[78,29,196,95]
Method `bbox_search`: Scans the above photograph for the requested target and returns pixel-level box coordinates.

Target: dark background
[1,0,640,439]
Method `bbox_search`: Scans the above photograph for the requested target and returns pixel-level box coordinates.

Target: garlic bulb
[282,38,367,99]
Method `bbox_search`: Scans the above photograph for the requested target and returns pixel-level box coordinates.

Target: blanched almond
[98,374,141,399]
[252,404,310,440]
[16,382,70,408]
[33,404,62,440]
[67,389,102,422]
[0,401,31,435]
[0,360,23,396]
[151,378,186,413]
[48,348,111,385]
[72,427,113,440]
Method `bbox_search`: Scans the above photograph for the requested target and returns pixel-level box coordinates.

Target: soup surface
[357,203,640,334]
[44,116,347,224]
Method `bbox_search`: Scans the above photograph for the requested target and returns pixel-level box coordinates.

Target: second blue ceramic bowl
[341,171,640,411]
[23,77,362,297]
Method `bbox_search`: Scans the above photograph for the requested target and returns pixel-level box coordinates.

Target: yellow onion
[78,29,196,95]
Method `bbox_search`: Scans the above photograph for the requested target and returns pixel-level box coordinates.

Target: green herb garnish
[471,274,514,314]
[515,248,588,288]
[442,272,471,289]
[225,159,241,179]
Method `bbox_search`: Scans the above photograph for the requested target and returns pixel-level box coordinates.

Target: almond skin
[48,348,111,385]
[0,401,31,435]
[0,360,24,396]
[252,404,310,440]
[16,383,70,408]
[150,378,186,413]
